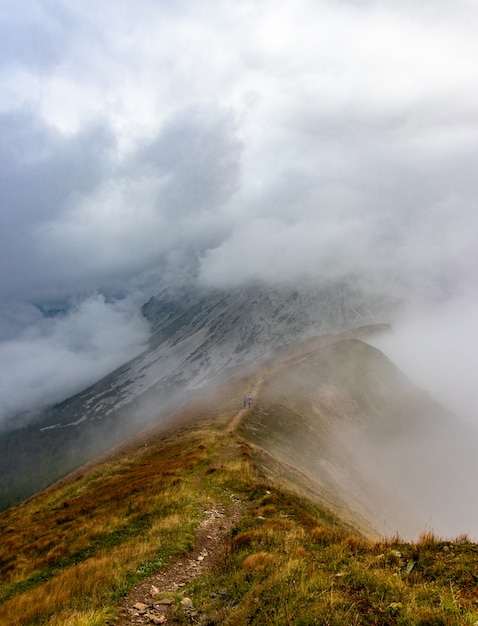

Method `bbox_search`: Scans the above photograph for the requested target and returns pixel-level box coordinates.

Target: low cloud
[371,296,478,428]
[0,294,150,427]
[1,0,478,425]
[198,214,380,287]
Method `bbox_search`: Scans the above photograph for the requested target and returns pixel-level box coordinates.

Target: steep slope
[238,337,478,539]
[0,282,393,510]
[2,334,478,625]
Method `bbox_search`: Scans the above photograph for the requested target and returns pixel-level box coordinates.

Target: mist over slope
[2,288,477,545]
[0,282,393,510]
[239,336,478,540]
[2,279,475,540]
[4,361,478,625]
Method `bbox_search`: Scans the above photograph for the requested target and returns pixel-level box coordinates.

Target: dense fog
[1,0,477,425]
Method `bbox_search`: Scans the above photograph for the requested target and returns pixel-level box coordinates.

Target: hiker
[243,394,247,408]
[247,393,252,408]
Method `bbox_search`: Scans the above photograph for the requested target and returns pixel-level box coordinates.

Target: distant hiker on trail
[243,394,247,408]
[247,393,252,408]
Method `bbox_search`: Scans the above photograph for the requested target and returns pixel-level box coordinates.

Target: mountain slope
[2,332,478,625]
[0,282,393,510]
[238,336,478,539]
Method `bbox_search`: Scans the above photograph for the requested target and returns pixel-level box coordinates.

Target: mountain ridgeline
[3,319,478,624]
[238,337,478,539]
[0,282,394,510]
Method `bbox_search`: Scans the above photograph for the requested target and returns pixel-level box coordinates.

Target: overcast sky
[1,0,478,424]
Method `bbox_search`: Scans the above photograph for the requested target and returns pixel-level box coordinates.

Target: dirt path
[112,375,274,626]
[113,413,248,624]
[113,495,241,625]
[226,376,264,433]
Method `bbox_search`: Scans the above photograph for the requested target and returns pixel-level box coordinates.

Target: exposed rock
[154,598,174,607]
[180,597,193,610]
[114,496,242,625]
[147,615,166,625]
[133,601,149,614]
[150,585,159,597]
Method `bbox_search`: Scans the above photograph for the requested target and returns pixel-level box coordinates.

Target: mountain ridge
[0,282,394,510]
[2,327,478,624]
[238,335,478,539]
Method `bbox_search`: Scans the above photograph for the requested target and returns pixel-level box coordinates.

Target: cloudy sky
[1,0,478,424]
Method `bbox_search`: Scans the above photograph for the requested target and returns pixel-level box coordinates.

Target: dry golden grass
[47,608,116,626]
[184,460,478,625]
[2,400,478,625]
[242,551,275,571]
[0,419,232,625]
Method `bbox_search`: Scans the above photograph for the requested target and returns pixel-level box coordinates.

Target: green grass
[0,423,220,625]
[2,407,478,626]
[177,486,478,625]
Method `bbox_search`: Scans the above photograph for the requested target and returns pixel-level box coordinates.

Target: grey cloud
[133,107,242,216]
[0,110,115,301]
[0,105,242,303]
[371,297,478,429]
[1,0,478,427]
[0,294,150,426]
[198,109,478,303]
[0,110,113,213]
[0,0,70,69]
[0,301,44,342]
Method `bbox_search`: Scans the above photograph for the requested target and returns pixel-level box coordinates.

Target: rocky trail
[112,405,248,625]
[113,495,242,625]
[110,343,345,624]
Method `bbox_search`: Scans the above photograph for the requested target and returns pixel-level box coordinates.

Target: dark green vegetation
[2,335,478,624]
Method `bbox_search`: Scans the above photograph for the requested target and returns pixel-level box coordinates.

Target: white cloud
[0,294,150,425]
[371,297,478,427]
[1,0,478,421]
[198,214,380,287]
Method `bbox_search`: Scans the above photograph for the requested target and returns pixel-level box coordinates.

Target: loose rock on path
[112,494,242,625]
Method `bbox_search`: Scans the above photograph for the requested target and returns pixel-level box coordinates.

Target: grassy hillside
[2,337,478,625]
[240,338,478,539]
